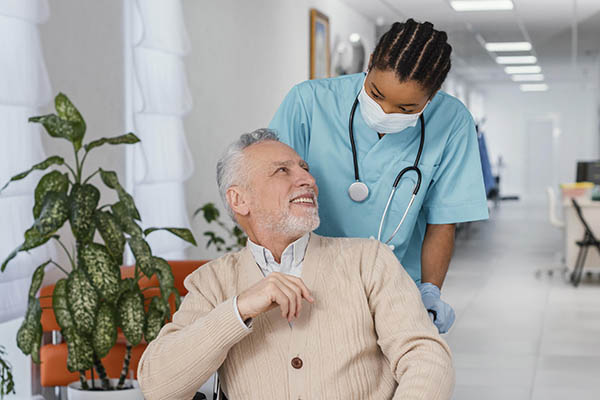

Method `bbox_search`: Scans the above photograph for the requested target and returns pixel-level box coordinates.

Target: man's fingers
[285,275,314,302]
[271,275,304,317]
[270,280,296,321]
[271,288,290,319]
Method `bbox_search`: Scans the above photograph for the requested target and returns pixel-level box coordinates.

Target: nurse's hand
[237,272,314,322]
[418,282,455,334]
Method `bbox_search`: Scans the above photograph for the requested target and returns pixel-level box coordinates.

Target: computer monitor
[576,161,600,184]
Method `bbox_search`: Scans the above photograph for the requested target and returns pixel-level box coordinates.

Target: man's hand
[237,272,314,322]
[418,282,455,334]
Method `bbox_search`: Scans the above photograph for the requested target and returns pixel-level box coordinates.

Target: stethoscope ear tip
[388,244,395,251]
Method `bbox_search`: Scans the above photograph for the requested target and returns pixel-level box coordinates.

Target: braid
[371,18,452,95]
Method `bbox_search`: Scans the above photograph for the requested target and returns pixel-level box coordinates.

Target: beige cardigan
[138,234,455,399]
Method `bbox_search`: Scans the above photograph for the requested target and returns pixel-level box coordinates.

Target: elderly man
[138,129,455,400]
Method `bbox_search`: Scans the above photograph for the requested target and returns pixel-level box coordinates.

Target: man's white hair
[216,128,280,220]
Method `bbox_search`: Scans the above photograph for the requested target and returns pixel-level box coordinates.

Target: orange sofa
[38,260,208,387]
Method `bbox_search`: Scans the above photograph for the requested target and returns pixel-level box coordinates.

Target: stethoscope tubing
[348,94,426,244]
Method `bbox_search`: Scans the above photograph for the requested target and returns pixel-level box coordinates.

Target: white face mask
[358,81,428,134]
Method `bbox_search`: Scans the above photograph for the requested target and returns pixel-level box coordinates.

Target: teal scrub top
[269,73,489,283]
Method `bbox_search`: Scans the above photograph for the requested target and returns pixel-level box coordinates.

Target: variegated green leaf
[33,171,70,218]
[33,192,69,236]
[117,289,145,346]
[144,297,166,343]
[22,227,55,251]
[16,298,42,357]
[100,170,141,220]
[29,114,85,151]
[152,257,175,302]
[117,190,141,221]
[94,210,125,264]
[69,184,100,243]
[1,248,19,272]
[28,260,50,299]
[2,230,55,272]
[52,279,74,331]
[65,328,94,372]
[119,278,134,297]
[30,326,42,364]
[80,243,120,302]
[0,156,64,192]
[84,133,140,152]
[127,236,154,276]
[67,269,98,336]
[111,202,142,236]
[99,169,119,189]
[16,322,36,355]
[92,303,117,358]
[144,227,197,246]
[55,93,85,126]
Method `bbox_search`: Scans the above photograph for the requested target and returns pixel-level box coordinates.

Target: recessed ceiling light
[511,74,544,82]
[450,1,514,11]
[485,42,532,52]
[496,56,537,64]
[505,65,542,74]
[520,83,549,92]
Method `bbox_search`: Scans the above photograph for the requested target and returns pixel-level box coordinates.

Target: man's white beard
[258,202,320,238]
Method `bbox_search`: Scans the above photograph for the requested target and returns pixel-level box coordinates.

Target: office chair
[570,199,600,287]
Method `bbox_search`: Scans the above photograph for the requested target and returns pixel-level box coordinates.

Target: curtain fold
[128,0,194,260]
[0,0,55,323]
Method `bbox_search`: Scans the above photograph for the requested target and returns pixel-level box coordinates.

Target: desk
[563,199,600,271]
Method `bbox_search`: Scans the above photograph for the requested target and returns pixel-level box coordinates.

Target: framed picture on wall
[310,8,330,80]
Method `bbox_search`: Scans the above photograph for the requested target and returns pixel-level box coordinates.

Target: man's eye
[277,167,288,173]
[370,91,381,99]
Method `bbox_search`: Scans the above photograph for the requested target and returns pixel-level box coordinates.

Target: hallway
[445,201,600,399]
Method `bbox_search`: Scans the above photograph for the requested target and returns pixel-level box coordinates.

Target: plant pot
[67,379,143,400]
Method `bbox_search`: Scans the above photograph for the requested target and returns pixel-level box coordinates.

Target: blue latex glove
[418,282,455,334]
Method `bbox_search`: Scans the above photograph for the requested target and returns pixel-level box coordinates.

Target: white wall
[182,0,376,259]
[478,81,599,199]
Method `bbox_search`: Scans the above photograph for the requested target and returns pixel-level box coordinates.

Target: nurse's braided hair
[369,18,452,95]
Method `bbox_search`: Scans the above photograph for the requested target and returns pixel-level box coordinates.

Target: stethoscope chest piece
[348,181,369,202]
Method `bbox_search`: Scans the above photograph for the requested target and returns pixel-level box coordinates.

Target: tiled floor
[444,201,600,400]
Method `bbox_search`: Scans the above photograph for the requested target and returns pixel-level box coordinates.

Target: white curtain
[127,0,193,259]
[0,0,55,323]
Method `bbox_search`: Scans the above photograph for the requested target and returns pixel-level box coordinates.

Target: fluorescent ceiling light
[485,42,532,52]
[520,83,549,92]
[511,74,544,82]
[496,56,537,64]
[504,65,542,74]
[450,1,514,11]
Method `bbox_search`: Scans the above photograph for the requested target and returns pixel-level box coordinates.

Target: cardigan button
[291,357,303,369]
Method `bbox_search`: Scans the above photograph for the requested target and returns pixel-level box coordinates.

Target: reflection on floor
[445,201,600,400]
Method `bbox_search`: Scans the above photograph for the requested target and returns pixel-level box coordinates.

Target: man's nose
[296,168,316,188]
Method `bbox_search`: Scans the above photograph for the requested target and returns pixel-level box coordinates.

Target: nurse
[269,18,488,333]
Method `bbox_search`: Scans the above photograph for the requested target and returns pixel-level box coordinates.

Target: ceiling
[338,0,600,86]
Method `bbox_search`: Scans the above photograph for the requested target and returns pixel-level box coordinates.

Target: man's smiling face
[242,140,320,239]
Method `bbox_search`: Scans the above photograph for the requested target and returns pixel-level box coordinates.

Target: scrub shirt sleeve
[423,116,489,224]
[269,84,312,159]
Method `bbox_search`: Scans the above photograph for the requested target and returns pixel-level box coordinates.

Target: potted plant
[193,202,246,253]
[0,94,196,398]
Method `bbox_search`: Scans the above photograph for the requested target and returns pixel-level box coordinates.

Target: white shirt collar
[247,233,310,277]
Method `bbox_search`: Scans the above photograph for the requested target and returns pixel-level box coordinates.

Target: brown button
[291,356,303,369]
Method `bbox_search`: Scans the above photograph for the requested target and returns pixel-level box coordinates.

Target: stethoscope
[347,95,425,246]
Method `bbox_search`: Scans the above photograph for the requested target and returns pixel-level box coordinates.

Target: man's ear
[226,186,250,217]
